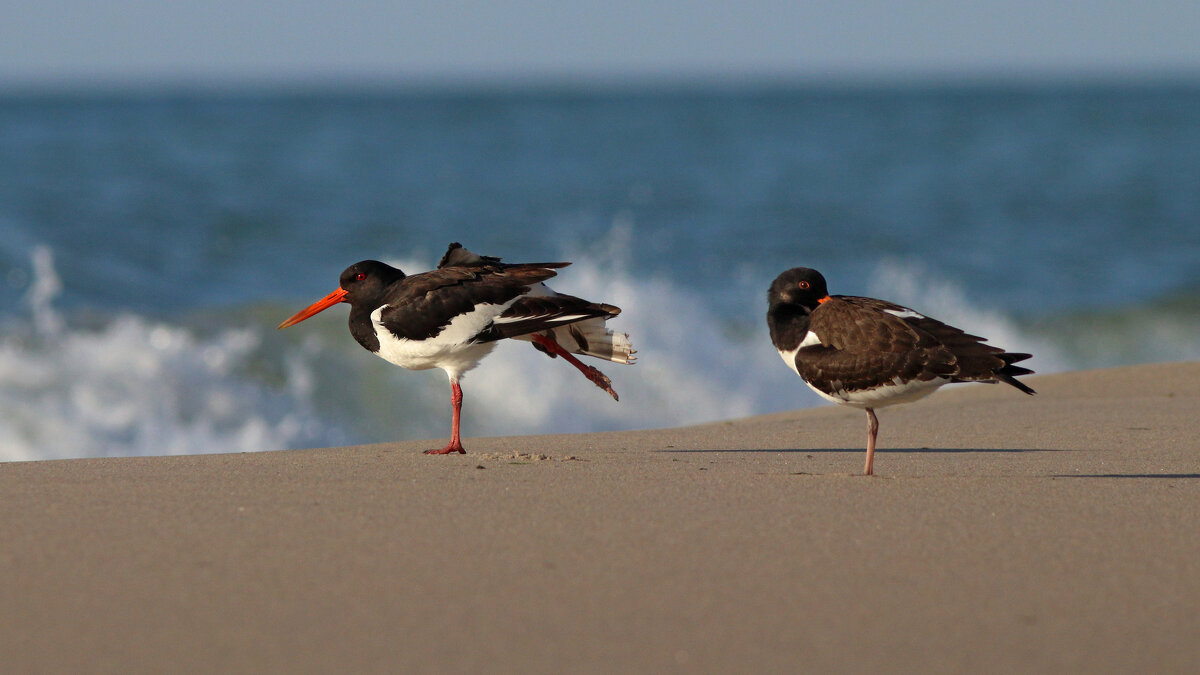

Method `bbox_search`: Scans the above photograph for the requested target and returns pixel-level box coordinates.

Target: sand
[2,361,1198,673]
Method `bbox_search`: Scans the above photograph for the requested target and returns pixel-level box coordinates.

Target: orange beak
[277,287,349,329]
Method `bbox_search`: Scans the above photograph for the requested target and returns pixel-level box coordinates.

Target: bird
[278,243,634,454]
[766,267,1034,475]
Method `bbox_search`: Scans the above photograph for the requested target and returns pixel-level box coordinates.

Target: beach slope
[2,361,1198,673]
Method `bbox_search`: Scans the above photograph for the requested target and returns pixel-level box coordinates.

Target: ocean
[1,84,1197,461]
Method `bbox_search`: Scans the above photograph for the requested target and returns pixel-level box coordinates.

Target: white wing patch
[884,308,925,320]
[492,283,591,325]
[492,313,591,324]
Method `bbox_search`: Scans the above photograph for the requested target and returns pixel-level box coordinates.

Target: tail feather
[502,282,635,364]
[950,351,1036,395]
[520,317,637,364]
[997,352,1036,395]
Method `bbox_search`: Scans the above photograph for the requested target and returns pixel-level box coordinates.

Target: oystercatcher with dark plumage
[278,243,634,455]
[767,267,1035,475]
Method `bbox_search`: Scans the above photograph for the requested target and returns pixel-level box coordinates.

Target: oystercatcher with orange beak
[767,267,1034,475]
[279,243,634,454]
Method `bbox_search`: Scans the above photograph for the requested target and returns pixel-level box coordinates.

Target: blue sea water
[1,84,1198,461]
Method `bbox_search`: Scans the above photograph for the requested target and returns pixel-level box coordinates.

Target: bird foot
[582,364,619,401]
[424,443,466,455]
[530,334,620,401]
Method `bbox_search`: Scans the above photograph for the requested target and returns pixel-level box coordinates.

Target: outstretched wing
[376,265,562,341]
[479,291,620,342]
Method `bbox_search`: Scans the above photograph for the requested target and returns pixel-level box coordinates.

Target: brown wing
[897,306,1034,390]
[795,296,958,394]
[797,296,1034,395]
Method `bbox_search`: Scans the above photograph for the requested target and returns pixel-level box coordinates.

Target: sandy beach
[2,361,1198,673]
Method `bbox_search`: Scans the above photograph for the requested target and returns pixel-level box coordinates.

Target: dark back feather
[373,265,562,342]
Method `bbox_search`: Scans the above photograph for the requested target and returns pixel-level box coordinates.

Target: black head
[278,260,407,329]
[768,267,830,310]
[338,260,407,306]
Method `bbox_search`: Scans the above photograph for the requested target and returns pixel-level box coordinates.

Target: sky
[2,1,1200,88]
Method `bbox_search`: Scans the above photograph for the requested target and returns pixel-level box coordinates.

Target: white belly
[805,376,946,409]
[370,302,510,379]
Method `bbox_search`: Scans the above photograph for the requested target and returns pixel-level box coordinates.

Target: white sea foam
[0,247,339,461]
[457,224,805,436]
[2,240,1192,461]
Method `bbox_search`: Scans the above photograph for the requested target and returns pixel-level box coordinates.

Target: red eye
[798,281,810,290]
[355,273,367,281]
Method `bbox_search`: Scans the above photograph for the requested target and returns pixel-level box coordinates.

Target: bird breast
[368,302,510,376]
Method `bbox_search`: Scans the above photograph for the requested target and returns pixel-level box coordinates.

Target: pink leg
[530,334,619,401]
[863,408,878,476]
[426,379,466,455]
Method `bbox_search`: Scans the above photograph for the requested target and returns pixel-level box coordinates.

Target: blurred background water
[1,84,1197,460]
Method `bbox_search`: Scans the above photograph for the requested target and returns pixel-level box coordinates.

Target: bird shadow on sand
[653,447,1060,455]
[1049,473,1200,479]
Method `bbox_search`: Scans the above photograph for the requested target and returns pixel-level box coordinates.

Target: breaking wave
[0,241,1193,461]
